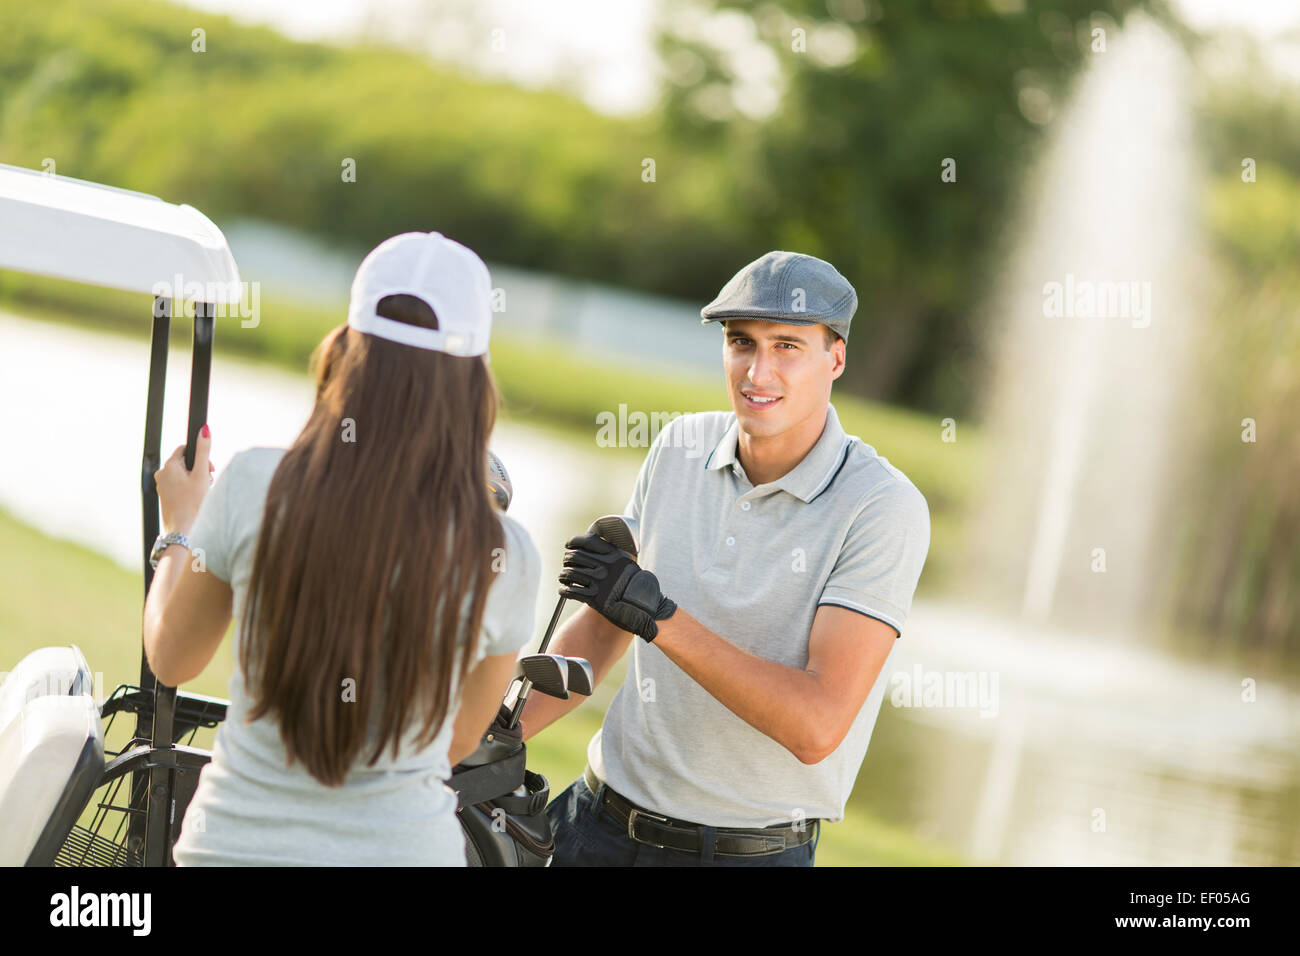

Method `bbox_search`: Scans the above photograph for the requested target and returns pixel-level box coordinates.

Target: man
[523,250,931,866]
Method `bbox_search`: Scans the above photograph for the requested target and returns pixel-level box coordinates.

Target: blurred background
[1,0,1297,865]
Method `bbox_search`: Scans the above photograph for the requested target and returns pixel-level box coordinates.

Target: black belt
[583,764,818,858]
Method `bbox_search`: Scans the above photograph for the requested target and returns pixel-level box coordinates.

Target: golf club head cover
[558,533,676,641]
[494,703,518,735]
[454,704,523,771]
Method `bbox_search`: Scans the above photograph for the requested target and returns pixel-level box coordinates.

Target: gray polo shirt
[587,403,930,827]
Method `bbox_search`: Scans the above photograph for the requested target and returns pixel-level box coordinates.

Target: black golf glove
[558,533,676,641]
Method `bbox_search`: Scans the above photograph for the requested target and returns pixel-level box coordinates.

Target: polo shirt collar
[705,403,852,503]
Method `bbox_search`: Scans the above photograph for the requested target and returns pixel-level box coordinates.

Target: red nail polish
[201,424,210,438]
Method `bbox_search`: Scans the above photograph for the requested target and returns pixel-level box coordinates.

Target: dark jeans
[545,775,819,867]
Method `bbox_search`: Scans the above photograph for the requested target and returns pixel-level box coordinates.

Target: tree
[654,0,1161,411]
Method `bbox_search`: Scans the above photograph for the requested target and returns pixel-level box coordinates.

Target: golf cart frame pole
[132,296,215,867]
[127,295,171,859]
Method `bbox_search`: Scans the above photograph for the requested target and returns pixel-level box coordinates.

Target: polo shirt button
[740,501,751,511]
[726,536,735,546]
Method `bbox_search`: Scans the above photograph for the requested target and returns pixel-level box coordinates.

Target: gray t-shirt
[588,405,930,827]
[171,447,540,866]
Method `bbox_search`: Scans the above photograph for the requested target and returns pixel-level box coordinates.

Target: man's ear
[830,337,846,381]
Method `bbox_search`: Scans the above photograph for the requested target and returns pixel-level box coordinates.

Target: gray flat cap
[700,250,857,342]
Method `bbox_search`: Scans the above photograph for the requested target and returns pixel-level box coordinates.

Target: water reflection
[863,601,1300,864]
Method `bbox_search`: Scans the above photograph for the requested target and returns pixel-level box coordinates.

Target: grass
[0,504,965,865]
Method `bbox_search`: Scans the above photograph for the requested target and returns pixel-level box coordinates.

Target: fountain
[864,16,1300,866]
[962,15,1206,637]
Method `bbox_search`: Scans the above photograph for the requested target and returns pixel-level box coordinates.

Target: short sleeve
[478,515,542,657]
[818,479,931,638]
[187,453,238,583]
[623,414,683,524]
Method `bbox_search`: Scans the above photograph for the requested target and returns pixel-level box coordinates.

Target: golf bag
[450,719,554,866]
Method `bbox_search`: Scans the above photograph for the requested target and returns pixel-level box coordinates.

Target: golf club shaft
[506,595,567,730]
[503,513,631,730]
[537,595,566,655]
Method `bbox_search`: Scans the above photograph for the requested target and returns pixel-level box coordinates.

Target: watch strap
[150,531,191,569]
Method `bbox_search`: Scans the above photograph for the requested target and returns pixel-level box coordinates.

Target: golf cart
[0,162,612,867]
[0,162,241,867]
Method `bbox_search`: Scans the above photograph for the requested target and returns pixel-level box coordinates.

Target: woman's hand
[154,424,214,534]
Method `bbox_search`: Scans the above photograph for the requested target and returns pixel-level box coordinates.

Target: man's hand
[557,533,676,641]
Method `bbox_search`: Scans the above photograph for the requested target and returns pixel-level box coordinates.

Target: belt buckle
[626,807,672,849]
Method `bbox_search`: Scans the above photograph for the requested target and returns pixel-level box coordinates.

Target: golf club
[505,514,638,729]
[519,654,570,699]
[518,653,596,701]
[486,450,512,511]
[563,656,594,697]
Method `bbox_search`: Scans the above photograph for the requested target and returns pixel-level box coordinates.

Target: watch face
[151,533,185,567]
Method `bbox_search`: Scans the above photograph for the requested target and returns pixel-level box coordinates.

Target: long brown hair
[240,294,503,785]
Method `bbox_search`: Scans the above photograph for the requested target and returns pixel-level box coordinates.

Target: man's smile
[740,388,783,410]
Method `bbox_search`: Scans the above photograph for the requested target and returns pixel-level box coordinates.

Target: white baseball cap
[346,231,493,356]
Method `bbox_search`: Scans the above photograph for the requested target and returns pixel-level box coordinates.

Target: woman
[143,232,540,866]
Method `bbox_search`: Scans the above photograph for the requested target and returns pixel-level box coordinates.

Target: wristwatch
[149,531,191,569]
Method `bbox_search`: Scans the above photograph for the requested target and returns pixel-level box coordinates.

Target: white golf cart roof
[0,162,240,301]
